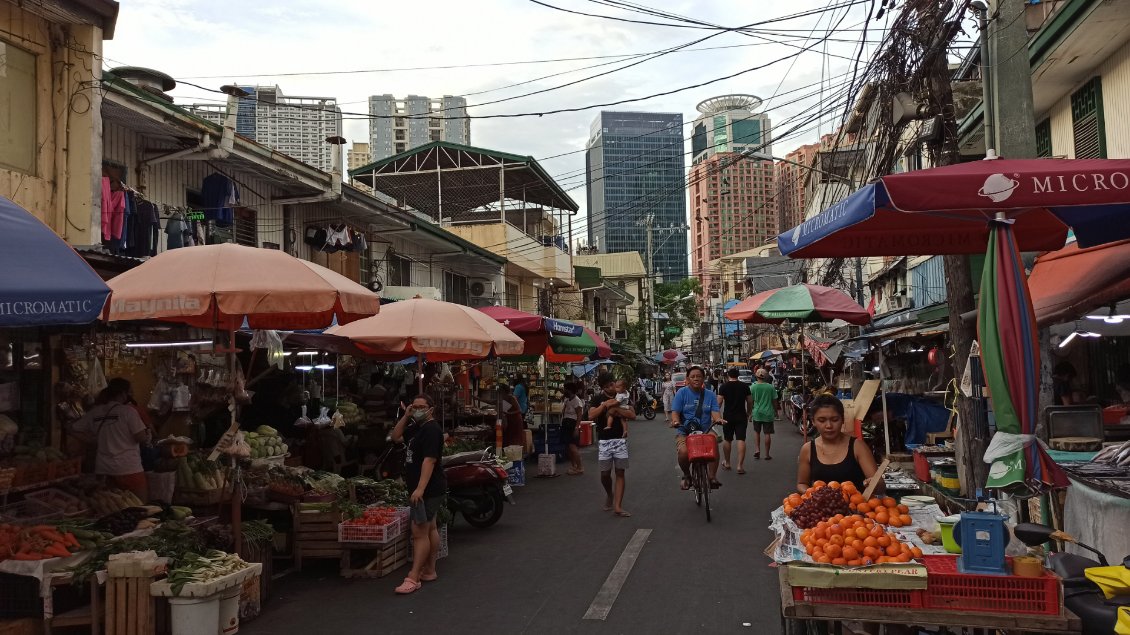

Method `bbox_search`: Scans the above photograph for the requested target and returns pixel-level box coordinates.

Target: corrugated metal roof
[574,252,646,277]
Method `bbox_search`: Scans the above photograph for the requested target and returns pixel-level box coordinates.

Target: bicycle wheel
[692,462,704,506]
[702,464,711,523]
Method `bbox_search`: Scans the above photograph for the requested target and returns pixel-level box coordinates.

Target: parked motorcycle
[1014,523,1130,634]
[376,440,514,529]
[441,449,514,528]
[783,391,814,437]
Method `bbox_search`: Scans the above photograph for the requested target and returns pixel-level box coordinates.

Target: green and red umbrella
[978,224,1069,489]
[723,284,871,325]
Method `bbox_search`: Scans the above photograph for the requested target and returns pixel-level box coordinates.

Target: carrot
[36,528,67,544]
[44,544,71,558]
[13,552,46,560]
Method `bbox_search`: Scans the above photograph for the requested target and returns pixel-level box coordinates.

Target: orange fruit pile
[849,495,913,527]
[800,514,923,566]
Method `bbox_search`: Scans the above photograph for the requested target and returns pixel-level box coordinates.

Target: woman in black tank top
[796,395,882,494]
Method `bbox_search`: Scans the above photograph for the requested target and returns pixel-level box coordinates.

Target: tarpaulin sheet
[1064,477,1130,564]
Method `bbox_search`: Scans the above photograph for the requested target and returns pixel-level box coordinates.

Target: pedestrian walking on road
[717,368,752,474]
[589,372,634,517]
[392,395,446,594]
[660,373,675,422]
[750,368,779,461]
[560,382,585,475]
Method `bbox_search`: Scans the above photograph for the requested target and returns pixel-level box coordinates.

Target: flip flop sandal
[765,456,773,461]
[680,477,691,491]
[614,510,632,517]
[721,462,732,471]
[737,468,746,475]
[753,453,761,460]
[710,480,723,489]
[395,578,422,594]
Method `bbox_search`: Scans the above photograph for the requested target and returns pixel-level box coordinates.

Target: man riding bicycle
[669,365,725,491]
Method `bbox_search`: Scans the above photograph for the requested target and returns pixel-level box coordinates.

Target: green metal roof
[349,141,579,216]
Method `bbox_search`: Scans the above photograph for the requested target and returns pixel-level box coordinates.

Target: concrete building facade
[775,142,821,232]
[585,111,688,281]
[187,85,342,171]
[368,95,470,161]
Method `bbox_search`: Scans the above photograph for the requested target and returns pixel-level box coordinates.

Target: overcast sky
[104,0,882,232]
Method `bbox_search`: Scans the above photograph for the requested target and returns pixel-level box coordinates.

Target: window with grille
[1035,119,1052,158]
[1071,77,1105,159]
[505,282,520,309]
[387,253,410,286]
[234,208,257,246]
[443,270,468,306]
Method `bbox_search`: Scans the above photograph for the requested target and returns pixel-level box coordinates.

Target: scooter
[375,439,514,529]
[1014,522,1130,634]
[441,448,515,528]
[635,391,657,420]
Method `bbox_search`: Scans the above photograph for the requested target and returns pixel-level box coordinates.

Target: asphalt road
[243,416,803,635]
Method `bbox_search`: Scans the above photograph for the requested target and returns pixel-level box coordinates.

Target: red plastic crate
[921,555,1061,615]
[686,434,718,462]
[791,585,924,608]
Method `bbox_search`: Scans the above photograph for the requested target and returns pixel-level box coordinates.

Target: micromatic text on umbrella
[0,300,96,316]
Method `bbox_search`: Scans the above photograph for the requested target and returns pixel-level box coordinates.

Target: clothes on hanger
[201,173,238,227]
[100,177,126,242]
[165,210,186,250]
[324,224,352,253]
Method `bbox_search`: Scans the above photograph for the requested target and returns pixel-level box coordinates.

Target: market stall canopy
[105,244,379,330]
[0,197,110,326]
[328,297,524,361]
[655,349,686,363]
[778,158,1130,258]
[723,284,871,325]
[1028,239,1130,327]
[477,305,591,360]
[478,306,581,337]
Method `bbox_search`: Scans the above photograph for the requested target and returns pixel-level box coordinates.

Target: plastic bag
[250,330,285,370]
[984,432,1046,489]
[313,406,331,427]
[331,410,345,429]
[294,404,312,428]
[224,431,252,459]
[88,357,107,396]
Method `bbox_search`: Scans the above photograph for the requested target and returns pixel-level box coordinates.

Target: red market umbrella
[477,306,594,360]
[780,158,1130,259]
[655,349,686,364]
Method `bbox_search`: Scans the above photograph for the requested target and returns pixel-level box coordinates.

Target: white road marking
[583,528,652,621]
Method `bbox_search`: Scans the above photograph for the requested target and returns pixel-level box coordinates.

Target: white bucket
[219,585,241,634]
[168,594,220,635]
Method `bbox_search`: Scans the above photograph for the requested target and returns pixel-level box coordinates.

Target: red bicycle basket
[686,434,717,462]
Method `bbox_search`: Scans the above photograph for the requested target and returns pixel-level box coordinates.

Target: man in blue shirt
[669,365,725,491]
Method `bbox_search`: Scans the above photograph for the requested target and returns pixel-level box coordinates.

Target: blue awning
[0,197,110,326]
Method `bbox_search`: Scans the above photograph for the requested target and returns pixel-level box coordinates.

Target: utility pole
[989,0,1037,159]
[642,214,656,354]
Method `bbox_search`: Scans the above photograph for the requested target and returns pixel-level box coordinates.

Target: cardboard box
[784,562,928,590]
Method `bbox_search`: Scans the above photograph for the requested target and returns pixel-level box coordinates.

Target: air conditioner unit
[597,326,612,339]
[614,329,627,341]
[469,278,494,301]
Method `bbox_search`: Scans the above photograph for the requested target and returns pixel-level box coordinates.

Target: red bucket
[685,434,718,462]
[578,422,593,447]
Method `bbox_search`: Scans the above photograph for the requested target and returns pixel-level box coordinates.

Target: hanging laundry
[351,229,368,254]
[100,177,126,242]
[304,226,328,249]
[201,172,239,227]
[165,211,186,250]
[323,224,352,253]
[137,199,160,257]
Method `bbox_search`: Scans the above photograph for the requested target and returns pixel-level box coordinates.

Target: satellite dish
[892,92,931,126]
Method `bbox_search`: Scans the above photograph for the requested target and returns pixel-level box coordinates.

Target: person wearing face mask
[391,395,446,595]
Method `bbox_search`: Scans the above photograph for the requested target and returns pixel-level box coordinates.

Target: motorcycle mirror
[1014,523,1056,547]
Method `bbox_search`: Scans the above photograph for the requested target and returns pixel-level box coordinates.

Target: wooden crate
[292,505,343,571]
[339,533,410,579]
[105,576,155,635]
